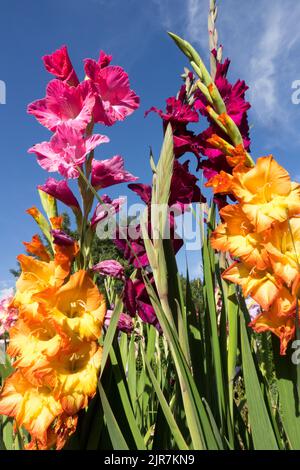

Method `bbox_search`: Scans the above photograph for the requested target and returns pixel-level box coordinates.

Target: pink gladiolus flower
[84,59,140,125]
[28,123,109,179]
[42,45,79,86]
[91,155,138,190]
[0,293,18,336]
[38,178,80,210]
[92,260,124,279]
[104,310,134,334]
[27,80,95,132]
[91,195,125,227]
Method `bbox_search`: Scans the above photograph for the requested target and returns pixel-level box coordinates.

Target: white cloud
[186,0,207,50]
[248,5,283,125]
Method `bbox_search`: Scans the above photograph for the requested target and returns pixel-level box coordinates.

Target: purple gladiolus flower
[51,230,75,246]
[92,260,124,279]
[104,309,134,334]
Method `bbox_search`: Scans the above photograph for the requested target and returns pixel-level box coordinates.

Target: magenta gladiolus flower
[84,59,140,126]
[129,160,203,210]
[98,50,113,69]
[42,45,79,86]
[91,195,125,227]
[114,230,149,268]
[123,278,161,332]
[38,178,80,210]
[28,123,109,179]
[196,58,251,158]
[0,293,18,336]
[145,94,199,125]
[92,260,124,279]
[27,80,95,132]
[146,84,203,169]
[91,155,138,190]
[104,310,134,334]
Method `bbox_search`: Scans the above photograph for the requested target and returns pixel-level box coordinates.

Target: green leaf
[98,382,129,450]
[100,299,122,378]
[240,313,278,450]
[143,351,189,450]
[273,337,300,449]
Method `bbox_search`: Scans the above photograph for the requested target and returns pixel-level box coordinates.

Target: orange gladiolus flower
[205,171,233,195]
[262,217,300,287]
[34,270,106,340]
[211,204,269,270]
[231,156,300,232]
[0,244,106,449]
[222,262,282,310]
[23,234,50,262]
[50,216,64,229]
[250,287,296,355]
[206,134,248,168]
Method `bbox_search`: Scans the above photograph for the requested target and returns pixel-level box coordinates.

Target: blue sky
[1,0,300,291]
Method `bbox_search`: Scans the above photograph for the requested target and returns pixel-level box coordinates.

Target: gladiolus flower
[92,260,124,279]
[91,155,138,190]
[98,50,113,68]
[231,156,300,232]
[91,195,125,227]
[262,217,300,287]
[196,58,251,157]
[0,371,64,445]
[250,287,296,355]
[38,178,80,210]
[205,171,233,195]
[27,80,95,132]
[123,277,161,331]
[0,251,106,449]
[222,262,282,311]
[211,204,269,270]
[23,234,51,262]
[84,59,140,126]
[51,230,75,246]
[42,45,79,87]
[0,292,18,336]
[104,310,134,334]
[28,123,109,179]
[145,95,199,125]
[34,270,106,341]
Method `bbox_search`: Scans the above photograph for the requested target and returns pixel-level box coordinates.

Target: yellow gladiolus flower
[34,270,106,341]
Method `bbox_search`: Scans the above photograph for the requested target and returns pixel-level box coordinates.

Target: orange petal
[23,235,50,262]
